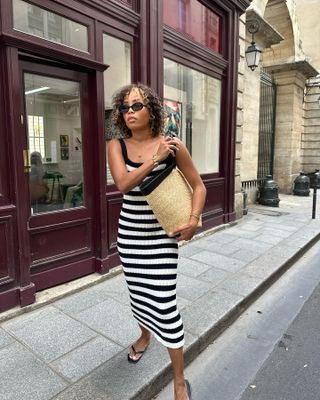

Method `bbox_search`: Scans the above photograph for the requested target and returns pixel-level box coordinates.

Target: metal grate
[257,70,277,180]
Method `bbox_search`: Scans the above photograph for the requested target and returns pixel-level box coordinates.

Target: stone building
[235,0,320,211]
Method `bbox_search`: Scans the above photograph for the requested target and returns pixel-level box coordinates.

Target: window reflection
[163,0,221,53]
[13,0,88,52]
[24,74,84,214]
[164,58,221,174]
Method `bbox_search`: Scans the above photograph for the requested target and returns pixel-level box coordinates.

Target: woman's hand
[156,136,179,161]
[169,219,198,242]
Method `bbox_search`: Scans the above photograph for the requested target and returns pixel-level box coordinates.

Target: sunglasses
[118,102,146,114]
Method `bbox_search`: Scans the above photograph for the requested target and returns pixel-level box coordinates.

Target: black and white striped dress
[117,138,185,349]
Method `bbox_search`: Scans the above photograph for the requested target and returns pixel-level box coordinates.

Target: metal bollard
[312,171,320,219]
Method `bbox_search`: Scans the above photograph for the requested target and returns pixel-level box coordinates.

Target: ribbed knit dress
[117,138,185,349]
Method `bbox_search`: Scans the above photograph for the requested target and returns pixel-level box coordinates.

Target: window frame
[3,0,95,60]
[163,0,223,55]
[96,21,136,190]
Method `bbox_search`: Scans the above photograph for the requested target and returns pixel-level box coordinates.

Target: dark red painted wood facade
[0,0,250,313]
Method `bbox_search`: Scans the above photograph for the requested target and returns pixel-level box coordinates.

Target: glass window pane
[13,0,88,52]
[24,73,84,213]
[164,58,221,174]
[163,0,221,53]
[103,34,132,184]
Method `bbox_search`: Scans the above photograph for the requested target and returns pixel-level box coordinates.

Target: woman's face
[122,88,151,132]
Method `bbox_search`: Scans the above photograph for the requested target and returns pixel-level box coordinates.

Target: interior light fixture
[62,98,80,104]
[25,86,50,95]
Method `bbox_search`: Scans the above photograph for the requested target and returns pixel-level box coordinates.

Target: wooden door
[20,60,96,290]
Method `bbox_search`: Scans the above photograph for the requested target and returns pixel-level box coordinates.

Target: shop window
[164,58,221,174]
[103,34,132,184]
[163,0,221,53]
[13,0,88,52]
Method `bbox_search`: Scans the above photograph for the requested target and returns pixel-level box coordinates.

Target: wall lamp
[245,20,262,71]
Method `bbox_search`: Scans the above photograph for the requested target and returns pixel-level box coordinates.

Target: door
[20,60,96,290]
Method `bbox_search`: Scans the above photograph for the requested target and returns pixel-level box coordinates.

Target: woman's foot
[127,334,150,363]
[174,380,190,400]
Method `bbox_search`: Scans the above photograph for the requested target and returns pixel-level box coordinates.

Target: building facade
[296,0,320,173]
[236,0,319,205]
[0,0,250,313]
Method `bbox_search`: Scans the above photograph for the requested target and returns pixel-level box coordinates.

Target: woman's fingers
[170,222,197,241]
[157,138,177,159]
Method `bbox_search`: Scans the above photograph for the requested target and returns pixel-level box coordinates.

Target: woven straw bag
[140,156,202,236]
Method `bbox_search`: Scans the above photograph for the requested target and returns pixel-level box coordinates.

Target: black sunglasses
[119,102,146,114]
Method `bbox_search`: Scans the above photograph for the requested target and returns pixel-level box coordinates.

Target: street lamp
[245,20,261,71]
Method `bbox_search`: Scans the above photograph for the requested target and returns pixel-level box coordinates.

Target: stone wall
[296,0,320,71]
[296,0,320,174]
[302,77,320,172]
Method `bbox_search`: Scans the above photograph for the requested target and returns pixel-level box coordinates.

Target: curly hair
[111,83,165,138]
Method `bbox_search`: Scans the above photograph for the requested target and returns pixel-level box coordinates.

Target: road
[154,240,320,400]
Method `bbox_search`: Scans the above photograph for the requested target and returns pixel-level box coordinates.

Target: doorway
[20,60,96,290]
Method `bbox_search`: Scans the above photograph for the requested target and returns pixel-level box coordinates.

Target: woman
[108,83,206,400]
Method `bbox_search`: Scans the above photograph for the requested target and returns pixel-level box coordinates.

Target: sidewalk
[0,194,320,400]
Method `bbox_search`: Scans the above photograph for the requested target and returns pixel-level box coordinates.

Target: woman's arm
[170,139,207,241]
[107,137,176,194]
[107,139,155,193]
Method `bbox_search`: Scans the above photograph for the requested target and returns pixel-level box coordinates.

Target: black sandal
[127,345,148,363]
[185,380,192,400]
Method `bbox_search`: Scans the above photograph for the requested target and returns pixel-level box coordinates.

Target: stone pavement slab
[0,327,14,348]
[0,194,319,400]
[190,250,247,272]
[3,307,97,362]
[176,273,212,301]
[197,266,230,285]
[0,343,67,400]
[177,256,212,277]
[74,298,140,347]
[51,336,123,383]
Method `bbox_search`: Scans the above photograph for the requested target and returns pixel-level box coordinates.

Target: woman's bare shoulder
[108,138,121,149]
[109,138,121,145]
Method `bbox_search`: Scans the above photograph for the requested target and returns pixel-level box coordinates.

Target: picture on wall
[164,99,182,138]
[60,134,69,147]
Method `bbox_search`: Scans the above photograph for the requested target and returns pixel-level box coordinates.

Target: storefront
[0,0,250,312]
